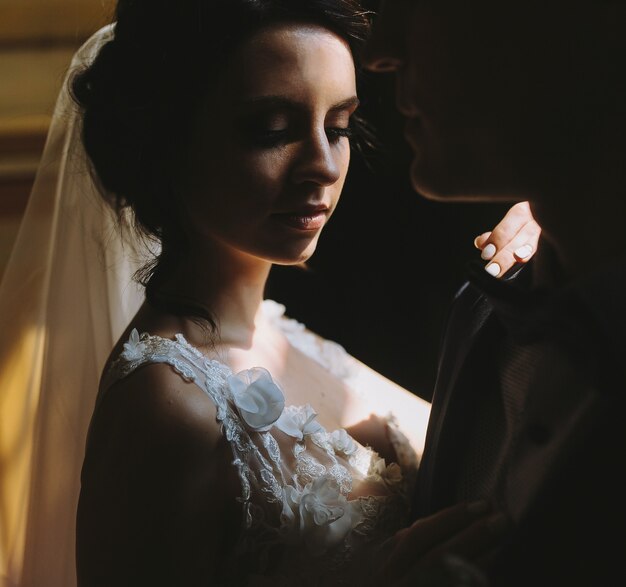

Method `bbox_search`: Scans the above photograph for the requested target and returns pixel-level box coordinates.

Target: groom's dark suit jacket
[413,254,626,587]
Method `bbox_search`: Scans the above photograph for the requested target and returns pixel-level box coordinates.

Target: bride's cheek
[237,151,291,193]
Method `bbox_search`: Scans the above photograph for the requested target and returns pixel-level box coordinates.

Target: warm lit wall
[0,0,115,277]
[0,0,114,44]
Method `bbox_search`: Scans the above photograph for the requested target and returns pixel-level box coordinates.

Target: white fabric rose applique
[121,328,146,361]
[369,457,404,489]
[328,429,357,457]
[280,475,363,556]
[227,367,286,432]
[274,404,324,440]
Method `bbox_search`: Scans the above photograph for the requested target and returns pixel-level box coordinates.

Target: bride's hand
[474,201,541,278]
[371,501,507,586]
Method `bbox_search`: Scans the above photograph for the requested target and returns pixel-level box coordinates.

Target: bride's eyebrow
[328,96,360,113]
[236,95,360,113]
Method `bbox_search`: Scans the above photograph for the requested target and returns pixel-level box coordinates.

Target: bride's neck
[152,244,273,348]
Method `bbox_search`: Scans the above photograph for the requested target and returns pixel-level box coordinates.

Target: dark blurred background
[267,62,511,402]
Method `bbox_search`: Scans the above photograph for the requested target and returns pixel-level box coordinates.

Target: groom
[363,2,626,586]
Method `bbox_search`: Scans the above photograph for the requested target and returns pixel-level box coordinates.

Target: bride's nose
[291,129,342,187]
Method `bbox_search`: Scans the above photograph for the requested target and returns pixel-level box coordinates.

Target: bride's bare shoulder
[89,361,222,461]
[78,365,238,587]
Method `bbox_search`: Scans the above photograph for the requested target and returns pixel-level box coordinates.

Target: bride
[74,2,420,584]
[0,1,539,586]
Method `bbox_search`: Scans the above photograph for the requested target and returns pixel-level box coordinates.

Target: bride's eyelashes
[246,126,352,147]
[237,114,354,149]
[325,126,353,142]
[237,111,289,147]
[242,125,295,148]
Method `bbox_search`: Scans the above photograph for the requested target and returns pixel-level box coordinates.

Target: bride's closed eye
[325,102,358,144]
[326,125,353,143]
[238,118,354,148]
[235,95,359,149]
[237,111,293,147]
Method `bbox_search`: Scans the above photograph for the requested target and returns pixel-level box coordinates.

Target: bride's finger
[473,232,492,251]
[380,501,497,579]
[418,512,509,566]
[489,201,534,244]
[483,219,542,277]
[383,510,508,585]
[474,202,530,255]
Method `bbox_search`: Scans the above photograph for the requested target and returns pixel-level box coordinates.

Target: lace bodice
[101,300,417,586]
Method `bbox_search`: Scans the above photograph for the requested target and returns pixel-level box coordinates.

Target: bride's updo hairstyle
[71,0,371,323]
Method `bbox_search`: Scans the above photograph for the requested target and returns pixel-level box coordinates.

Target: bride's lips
[272,205,329,231]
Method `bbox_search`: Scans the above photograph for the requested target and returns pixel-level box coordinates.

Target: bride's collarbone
[214,337,351,431]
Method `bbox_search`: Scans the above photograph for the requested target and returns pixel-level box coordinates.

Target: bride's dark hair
[70,0,373,327]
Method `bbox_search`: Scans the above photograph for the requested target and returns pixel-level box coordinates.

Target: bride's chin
[272,243,318,267]
[275,253,314,267]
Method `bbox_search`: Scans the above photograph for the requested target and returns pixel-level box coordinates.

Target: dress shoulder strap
[98,328,290,531]
[98,329,231,413]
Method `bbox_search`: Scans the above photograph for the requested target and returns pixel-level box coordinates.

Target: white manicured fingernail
[481,243,496,260]
[485,263,501,277]
[515,244,533,259]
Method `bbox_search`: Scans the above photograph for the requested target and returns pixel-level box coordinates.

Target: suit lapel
[413,282,497,517]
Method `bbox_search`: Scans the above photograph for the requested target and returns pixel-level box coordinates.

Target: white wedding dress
[98,299,417,586]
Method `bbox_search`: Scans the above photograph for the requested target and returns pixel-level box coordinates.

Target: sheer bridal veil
[0,24,152,587]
